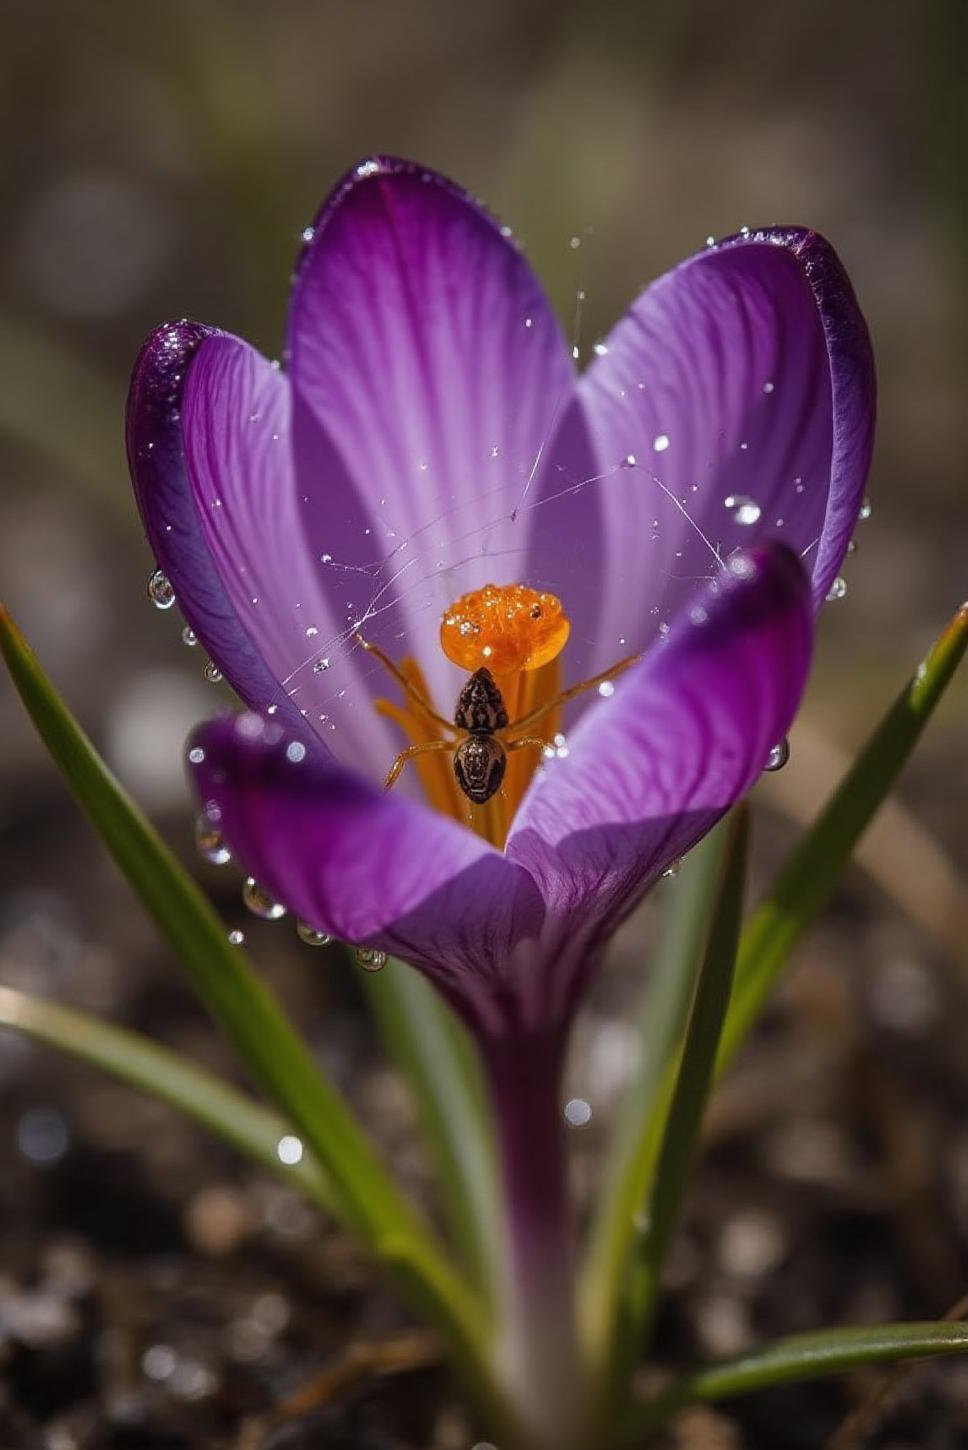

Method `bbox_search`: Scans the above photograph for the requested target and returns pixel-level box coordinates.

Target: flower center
[440,583,570,677]
[369,583,569,849]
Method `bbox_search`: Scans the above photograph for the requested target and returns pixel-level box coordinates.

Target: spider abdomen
[454,734,507,804]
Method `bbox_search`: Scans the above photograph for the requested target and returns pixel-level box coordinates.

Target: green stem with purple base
[481,1030,586,1450]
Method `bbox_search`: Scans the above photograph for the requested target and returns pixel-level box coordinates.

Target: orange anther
[440,583,570,676]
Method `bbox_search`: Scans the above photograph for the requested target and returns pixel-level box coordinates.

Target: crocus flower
[127,153,873,1042]
[127,156,873,1440]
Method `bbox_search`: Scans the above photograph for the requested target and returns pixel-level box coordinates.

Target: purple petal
[506,543,812,1000]
[179,333,401,775]
[188,712,546,1034]
[127,322,315,744]
[579,228,874,670]
[285,156,590,715]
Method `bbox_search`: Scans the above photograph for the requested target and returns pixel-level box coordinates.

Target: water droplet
[296,920,332,947]
[622,453,637,467]
[16,1107,69,1164]
[571,344,580,360]
[187,746,205,765]
[204,661,223,684]
[320,553,333,564]
[598,680,615,698]
[355,947,387,973]
[267,704,279,716]
[227,928,245,946]
[305,625,318,638]
[705,234,716,247]
[652,434,670,453]
[847,539,858,555]
[276,1134,303,1165]
[147,569,176,609]
[286,741,307,763]
[724,494,762,526]
[313,658,330,673]
[243,877,287,920]
[564,1098,592,1127]
[762,380,775,394]
[662,860,682,879]
[858,497,872,521]
[196,812,231,865]
[301,225,315,244]
[593,340,609,356]
[765,737,790,771]
[569,235,581,249]
[524,316,533,329]
[794,477,805,494]
[690,605,709,625]
[739,224,751,238]
[181,625,197,647]
[826,576,847,601]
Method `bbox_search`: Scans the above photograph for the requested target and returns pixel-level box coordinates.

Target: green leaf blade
[720,602,968,1075]
[628,1321,968,1438]
[0,984,334,1208]
[362,960,501,1304]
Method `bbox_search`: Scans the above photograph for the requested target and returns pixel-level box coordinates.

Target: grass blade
[719,602,968,1074]
[0,984,334,1208]
[362,960,501,1301]
[625,1321,968,1439]
[0,605,485,1364]
[627,808,749,1333]
[580,816,739,1375]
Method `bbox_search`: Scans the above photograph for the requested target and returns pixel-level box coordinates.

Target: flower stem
[481,1031,585,1450]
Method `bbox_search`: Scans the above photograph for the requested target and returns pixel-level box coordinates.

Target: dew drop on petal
[724,494,761,526]
[762,380,775,394]
[355,947,387,973]
[765,737,790,771]
[204,661,223,684]
[301,225,315,244]
[652,434,670,453]
[662,860,682,879]
[187,746,205,765]
[243,877,287,920]
[276,1134,303,1165]
[705,235,716,247]
[592,340,609,356]
[313,658,330,673]
[296,920,332,947]
[847,539,858,555]
[598,680,615,698]
[147,569,176,609]
[858,497,872,521]
[181,626,197,647]
[564,1098,593,1127]
[826,576,847,602]
[286,741,307,763]
[227,928,245,946]
[195,812,231,865]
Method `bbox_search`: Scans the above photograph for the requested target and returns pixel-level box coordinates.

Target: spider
[355,633,638,805]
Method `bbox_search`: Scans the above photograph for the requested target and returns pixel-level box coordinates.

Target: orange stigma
[440,583,570,676]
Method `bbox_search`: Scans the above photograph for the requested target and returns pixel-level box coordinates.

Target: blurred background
[1,2,967,1447]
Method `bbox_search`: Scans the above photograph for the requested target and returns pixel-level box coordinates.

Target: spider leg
[506,736,554,757]
[384,739,453,790]
[506,651,640,734]
[354,633,455,733]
